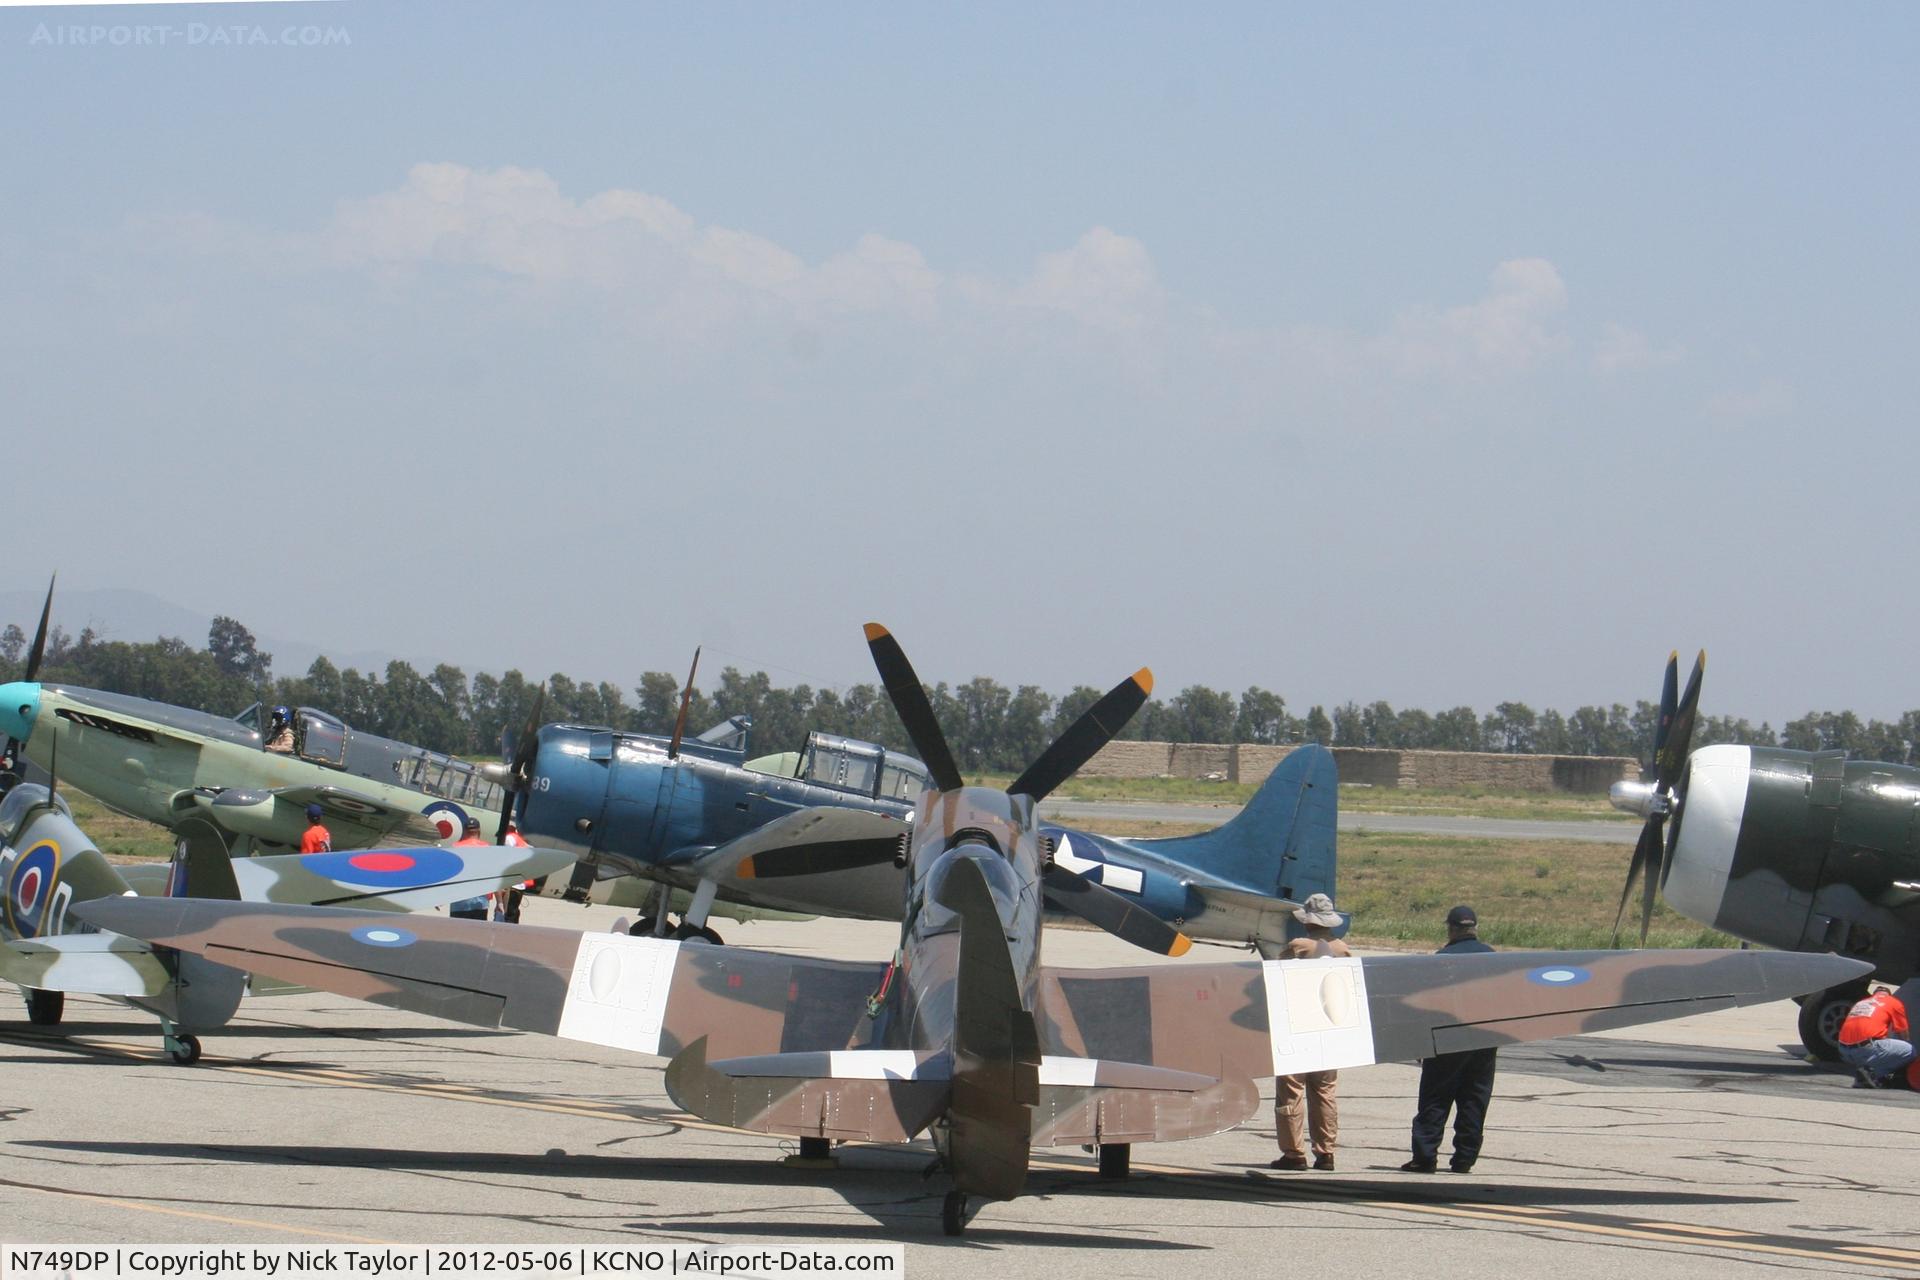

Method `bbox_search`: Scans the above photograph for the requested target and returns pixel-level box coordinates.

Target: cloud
[1379,258,1570,378]
[1012,226,1162,330]
[1592,321,1683,373]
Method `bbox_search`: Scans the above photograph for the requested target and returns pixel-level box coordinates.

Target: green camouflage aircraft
[0,582,519,856]
[0,777,570,1063]
[1608,651,1920,1057]
[80,625,1867,1234]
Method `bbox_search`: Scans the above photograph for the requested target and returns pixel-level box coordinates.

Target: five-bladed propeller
[1611,649,1705,947]
[0,575,55,794]
[750,623,1190,957]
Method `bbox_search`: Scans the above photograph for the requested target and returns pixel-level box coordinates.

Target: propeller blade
[1610,820,1662,947]
[863,623,962,792]
[1638,822,1663,947]
[495,684,546,842]
[667,647,701,760]
[1008,668,1153,801]
[1042,863,1191,957]
[1652,650,1679,767]
[736,838,906,880]
[23,574,54,682]
[1655,650,1705,792]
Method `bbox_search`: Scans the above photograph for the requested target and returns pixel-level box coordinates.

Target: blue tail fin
[1135,744,1338,900]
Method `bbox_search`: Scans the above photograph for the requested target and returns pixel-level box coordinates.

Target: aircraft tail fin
[1133,743,1338,901]
[168,817,240,900]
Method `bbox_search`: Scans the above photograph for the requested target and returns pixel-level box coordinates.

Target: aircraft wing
[267,785,443,842]
[688,805,908,922]
[1039,948,1872,1081]
[71,898,887,1061]
[0,933,172,998]
[231,845,574,911]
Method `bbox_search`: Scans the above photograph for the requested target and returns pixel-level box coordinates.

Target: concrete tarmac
[2,906,1913,1277]
[1038,798,1639,844]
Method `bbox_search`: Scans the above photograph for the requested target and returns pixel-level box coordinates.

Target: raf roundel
[422,801,474,842]
[300,846,466,889]
[350,925,418,948]
[1525,965,1593,987]
[6,841,61,939]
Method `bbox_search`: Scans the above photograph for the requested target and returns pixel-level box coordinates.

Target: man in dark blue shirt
[1402,905,1497,1174]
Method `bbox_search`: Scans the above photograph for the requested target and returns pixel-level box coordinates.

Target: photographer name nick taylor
[29,22,351,48]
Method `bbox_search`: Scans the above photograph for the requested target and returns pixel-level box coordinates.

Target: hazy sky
[5,3,1916,725]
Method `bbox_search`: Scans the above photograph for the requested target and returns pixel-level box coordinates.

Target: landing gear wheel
[628,916,656,937]
[24,988,63,1026]
[798,1137,831,1162]
[672,923,723,944]
[1800,980,1870,1061]
[1098,1143,1130,1180]
[941,1190,968,1237]
[165,1033,202,1066]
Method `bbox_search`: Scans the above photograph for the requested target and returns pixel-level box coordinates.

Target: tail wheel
[24,988,63,1026]
[166,1033,203,1066]
[941,1191,968,1236]
[1798,980,1869,1062]
[1098,1143,1130,1179]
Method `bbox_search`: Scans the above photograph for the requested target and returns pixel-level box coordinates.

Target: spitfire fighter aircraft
[503,652,1342,952]
[0,778,570,1062]
[0,585,517,855]
[1609,651,1920,1057]
[81,625,1867,1234]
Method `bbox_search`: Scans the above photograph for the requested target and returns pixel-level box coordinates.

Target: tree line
[5,616,1917,771]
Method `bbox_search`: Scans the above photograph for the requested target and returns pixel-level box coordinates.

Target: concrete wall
[1100,739,1638,794]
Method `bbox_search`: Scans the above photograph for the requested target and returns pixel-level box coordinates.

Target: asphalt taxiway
[1,906,1912,1277]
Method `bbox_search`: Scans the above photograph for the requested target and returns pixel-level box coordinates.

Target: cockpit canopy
[0,783,70,841]
[798,732,929,802]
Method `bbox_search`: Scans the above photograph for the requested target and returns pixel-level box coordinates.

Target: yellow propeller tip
[863,623,890,642]
[1132,667,1154,697]
[735,859,757,880]
[1169,933,1192,957]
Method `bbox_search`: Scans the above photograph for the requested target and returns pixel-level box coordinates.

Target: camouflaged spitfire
[78,626,1872,1235]
[1,781,570,1062]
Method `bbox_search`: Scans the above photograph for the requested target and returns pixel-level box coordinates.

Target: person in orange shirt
[1838,988,1913,1088]
[299,804,331,854]
[450,816,491,920]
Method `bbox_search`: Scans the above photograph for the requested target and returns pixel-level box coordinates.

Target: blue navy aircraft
[508,708,1340,955]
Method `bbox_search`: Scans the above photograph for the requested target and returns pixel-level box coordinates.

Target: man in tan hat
[1272,891,1351,1171]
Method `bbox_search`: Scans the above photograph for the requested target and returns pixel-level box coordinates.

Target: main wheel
[24,988,63,1026]
[1098,1143,1131,1180]
[672,922,724,944]
[1799,980,1869,1061]
[628,916,657,937]
[166,1033,202,1066]
[941,1190,968,1237]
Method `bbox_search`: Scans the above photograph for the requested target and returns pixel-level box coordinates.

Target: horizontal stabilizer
[666,1036,949,1143]
[0,933,171,998]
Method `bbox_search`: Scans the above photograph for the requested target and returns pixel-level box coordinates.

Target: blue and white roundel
[421,801,473,842]
[6,840,61,939]
[1526,965,1592,986]
[350,925,417,948]
[300,846,466,889]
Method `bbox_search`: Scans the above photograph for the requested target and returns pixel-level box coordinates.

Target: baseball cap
[1445,905,1477,928]
[306,803,324,820]
[463,816,483,832]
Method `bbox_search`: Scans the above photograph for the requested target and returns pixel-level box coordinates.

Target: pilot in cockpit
[264,706,295,754]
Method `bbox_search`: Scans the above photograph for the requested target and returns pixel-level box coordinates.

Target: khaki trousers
[1277,1070,1338,1158]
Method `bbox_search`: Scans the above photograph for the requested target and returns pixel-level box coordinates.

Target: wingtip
[1133,667,1154,697]
[863,622,890,643]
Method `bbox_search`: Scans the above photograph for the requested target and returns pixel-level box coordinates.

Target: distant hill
[0,585,427,683]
